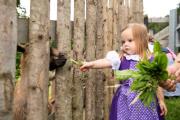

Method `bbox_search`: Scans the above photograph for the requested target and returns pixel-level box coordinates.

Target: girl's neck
[122,51,152,59]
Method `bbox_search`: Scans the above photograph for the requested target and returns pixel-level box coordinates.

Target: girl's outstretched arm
[80,58,112,72]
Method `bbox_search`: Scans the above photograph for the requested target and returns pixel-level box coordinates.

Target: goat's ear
[17,44,26,53]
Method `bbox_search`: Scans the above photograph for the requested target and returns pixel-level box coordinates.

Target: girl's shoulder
[106,51,120,61]
[105,51,120,70]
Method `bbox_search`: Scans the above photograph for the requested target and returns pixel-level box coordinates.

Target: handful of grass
[69,58,83,66]
[115,41,169,107]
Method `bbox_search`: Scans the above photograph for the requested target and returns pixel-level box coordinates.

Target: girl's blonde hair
[121,23,150,58]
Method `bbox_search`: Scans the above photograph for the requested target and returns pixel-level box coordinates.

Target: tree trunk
[26,0,50,120]
[0,0,17,119]
[55,0,72,120]
[85,0,97,120]
[73,0,85,120]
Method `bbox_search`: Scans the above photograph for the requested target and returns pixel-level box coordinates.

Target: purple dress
[109,57,164,120]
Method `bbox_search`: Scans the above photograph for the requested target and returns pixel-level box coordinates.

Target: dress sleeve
[105,51,121,70]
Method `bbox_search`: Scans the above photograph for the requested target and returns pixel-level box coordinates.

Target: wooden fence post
[113,0,120,51]
[0,0,17,119]
[95,0,106,120]
[26,0,50,119]
[129,0,144,23]
[85,0,97,119]
[73,0,85,120]
[56,0,72,120]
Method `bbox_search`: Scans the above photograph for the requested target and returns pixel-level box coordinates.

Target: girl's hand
[174,53,180,82]
[80,62,93,72]
[159,100,167,116]
[175,68,180,83]
[159,64,178,91]
[159,79,176,92]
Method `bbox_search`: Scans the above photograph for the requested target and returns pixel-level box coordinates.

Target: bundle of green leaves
[115,41,169,107]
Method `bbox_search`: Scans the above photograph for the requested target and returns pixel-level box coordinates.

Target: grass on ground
[165,97,180,120]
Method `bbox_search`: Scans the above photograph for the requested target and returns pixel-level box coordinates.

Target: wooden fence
[0,0,143,120]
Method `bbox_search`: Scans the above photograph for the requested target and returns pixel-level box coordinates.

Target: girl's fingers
[160,105,165,116]
[80,67,87,72]
[159,102,167,116]
[169,83,176,91]
[166,80,176,91]
[160,80,176,91]
[175,70,180,82]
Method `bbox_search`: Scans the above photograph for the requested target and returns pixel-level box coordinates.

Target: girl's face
[121,28,137,55]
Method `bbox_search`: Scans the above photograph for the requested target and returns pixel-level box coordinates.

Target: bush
[148,22,169,34]
[16,52,22,80]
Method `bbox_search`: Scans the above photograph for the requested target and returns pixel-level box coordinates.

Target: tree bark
[73,0,85,120]
[26,0,50,120]
[56,0,72,120]
[0,0,17,119]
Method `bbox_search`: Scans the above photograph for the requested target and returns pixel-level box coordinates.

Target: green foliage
[16,52,22,80]
[148,22,169,34]
[17,6,26,18]
[50,39,57,48]
[16,0,20,7]
[177,4,180,16]
[16,0,27,18]
[114,41,169,107]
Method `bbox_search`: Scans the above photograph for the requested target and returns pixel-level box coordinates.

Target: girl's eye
[128,39,132,42]
[121,40,125,44]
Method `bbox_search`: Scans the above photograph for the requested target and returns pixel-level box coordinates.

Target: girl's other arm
[156,86,167,116]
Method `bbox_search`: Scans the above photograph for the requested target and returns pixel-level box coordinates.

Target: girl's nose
[124,42,128,46]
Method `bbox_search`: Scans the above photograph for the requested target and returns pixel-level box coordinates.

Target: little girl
[80,23,166,120]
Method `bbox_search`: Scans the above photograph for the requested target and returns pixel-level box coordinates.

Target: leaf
[154,53,168,70]
[159,70,168,81]
[114,70,139,81]
[153,40,161,53]
[131,79,147,91]
[139,89,155,107]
